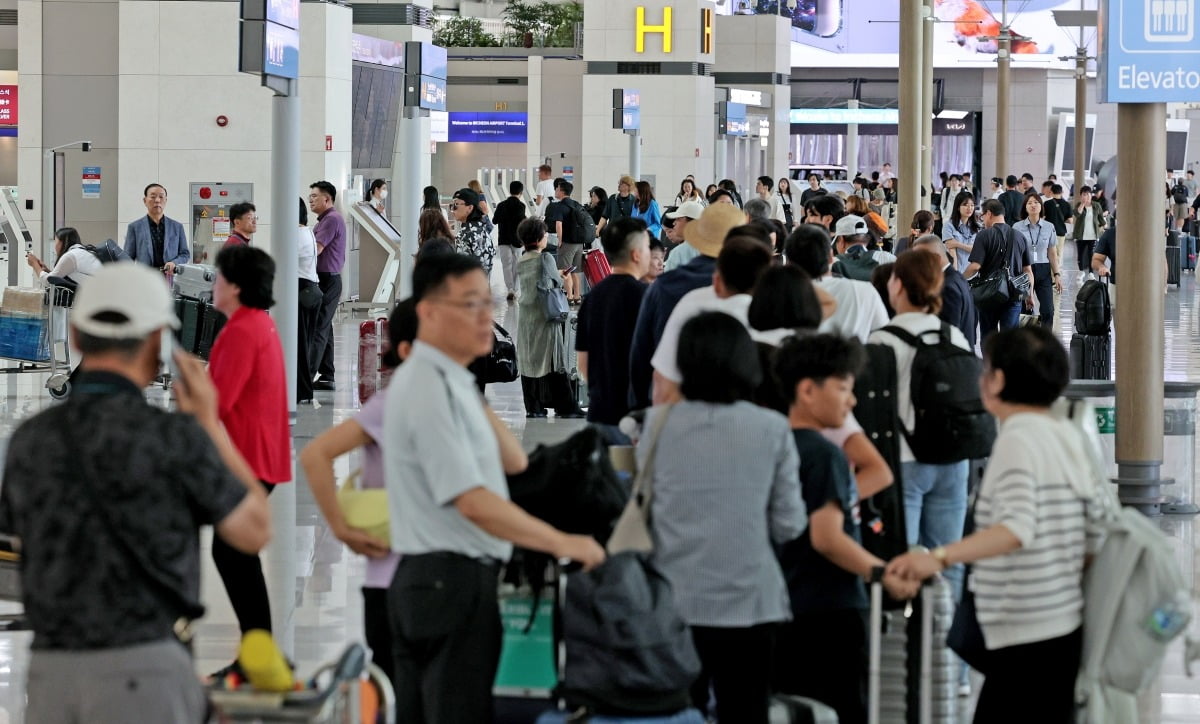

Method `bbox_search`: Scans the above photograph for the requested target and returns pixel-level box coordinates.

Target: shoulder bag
[335,469,390,542]
[968,229,1012,310]
[607,404,674,554]
[536,254,569,321]
[947,488,989,673]
[481,322,519,383]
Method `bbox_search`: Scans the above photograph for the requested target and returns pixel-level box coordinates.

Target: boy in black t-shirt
[772,334,917,724]
[492,180,527,301]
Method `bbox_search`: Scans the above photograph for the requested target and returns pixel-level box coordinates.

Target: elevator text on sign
[1099,0,1200,102]
[634,6,714,54]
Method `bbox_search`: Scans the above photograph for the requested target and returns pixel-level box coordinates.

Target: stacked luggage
[1071,277,1111,380]
[172,264,225,360]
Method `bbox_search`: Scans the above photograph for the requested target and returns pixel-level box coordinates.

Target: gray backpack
[1057,400,1192,721]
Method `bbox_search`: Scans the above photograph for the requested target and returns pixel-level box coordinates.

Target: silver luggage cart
[0,283,75,399]
[208,643,395,723]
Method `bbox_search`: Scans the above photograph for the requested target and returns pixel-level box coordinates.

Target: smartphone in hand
[160,332,179,379]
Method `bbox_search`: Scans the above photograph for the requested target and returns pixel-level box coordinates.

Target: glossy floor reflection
[0,249,1195,722]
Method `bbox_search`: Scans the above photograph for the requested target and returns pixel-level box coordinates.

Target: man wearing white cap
[0,262,271,723]
[662,200,705,272]
[831,214,896,281]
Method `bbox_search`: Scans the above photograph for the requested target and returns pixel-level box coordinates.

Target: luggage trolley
[0,283,76,399]
[207,643,395,723]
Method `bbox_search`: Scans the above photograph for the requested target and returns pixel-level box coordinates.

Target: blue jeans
[901,459,970,686]
[900,460,968,597]
[978,298,1021,341]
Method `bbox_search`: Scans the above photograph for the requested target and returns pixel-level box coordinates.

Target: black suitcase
[1070,333,1111,380]
[196,303,227,360]
[1167,243,1182,286]
[176,298,204,355]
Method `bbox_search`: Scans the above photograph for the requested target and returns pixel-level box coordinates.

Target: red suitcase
[582,248,612,287]
[358,317,392,404]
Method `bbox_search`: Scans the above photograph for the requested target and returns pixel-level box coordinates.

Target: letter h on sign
[636,6,672,53]
[701,8,713,54]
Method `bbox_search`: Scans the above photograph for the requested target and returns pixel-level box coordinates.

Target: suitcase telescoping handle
[867,577,939,724]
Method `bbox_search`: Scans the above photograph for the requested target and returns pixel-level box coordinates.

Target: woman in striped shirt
[888,325,1104,723]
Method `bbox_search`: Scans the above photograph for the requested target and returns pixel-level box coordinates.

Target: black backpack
[564,198,595,246]
[1173,183,1189,204]
[1074,278,1112,335]
[881,323,996,464]
[85,239,132,264]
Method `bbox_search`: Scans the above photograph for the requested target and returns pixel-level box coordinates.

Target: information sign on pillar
[1098,0,1200,103]
[612,88,641,133]
[718,102,748,137]
[404,42,449,113]
[239,0,301,95]
[0,86,17,126]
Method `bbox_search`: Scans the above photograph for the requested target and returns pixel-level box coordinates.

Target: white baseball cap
[73,262,180,339]
[666,200,705,221]
[834,214,868,238]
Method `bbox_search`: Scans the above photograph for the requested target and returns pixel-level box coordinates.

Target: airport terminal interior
[1,0,1200,721]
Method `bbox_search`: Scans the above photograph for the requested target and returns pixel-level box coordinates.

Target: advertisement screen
[267,0,300,29]
[418,75,447,112]
[774,0,1099,69]
[448,112,529,143]
[264,22,299,79]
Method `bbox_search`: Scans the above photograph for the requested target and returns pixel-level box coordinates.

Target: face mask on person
[379,190,389,200]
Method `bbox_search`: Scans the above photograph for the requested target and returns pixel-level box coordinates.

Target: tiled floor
[0,248,1196,722]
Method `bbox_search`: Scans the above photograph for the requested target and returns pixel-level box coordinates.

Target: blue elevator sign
[1099,0,1200,103]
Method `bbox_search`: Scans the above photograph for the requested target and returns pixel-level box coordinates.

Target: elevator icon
[1146,0,1195,42]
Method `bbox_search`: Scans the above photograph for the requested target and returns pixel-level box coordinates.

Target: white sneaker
[1078,270,1088,284]
[958,682,972,697]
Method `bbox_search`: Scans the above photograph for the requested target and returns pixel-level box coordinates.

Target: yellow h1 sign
[701,8,713,54]
[636,6,673,53]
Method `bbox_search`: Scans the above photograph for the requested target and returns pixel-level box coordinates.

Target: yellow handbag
[335,469,391,543]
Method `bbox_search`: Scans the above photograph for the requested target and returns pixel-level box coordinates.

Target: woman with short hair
[888,326,1103,723]
[642,311,805,724]
[451,188,496,276]
[207,244,290,678]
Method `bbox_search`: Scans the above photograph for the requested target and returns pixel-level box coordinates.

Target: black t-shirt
[968,222,1032,278]
[575,273,648,424]
[999,189,1025,225]
[778,429,868,614]
[800,188,827,206]
[492,196,527,248]
[0,371,247,650]
[1044,198,1072,236]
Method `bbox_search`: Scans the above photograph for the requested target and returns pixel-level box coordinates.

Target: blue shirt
[627,255,717,410]
[632,200,664,239]
[383,342,512,561]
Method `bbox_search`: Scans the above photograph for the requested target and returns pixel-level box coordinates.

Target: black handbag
[968,229,1013,310]
[481,322,518,383]
[946,491,989,673]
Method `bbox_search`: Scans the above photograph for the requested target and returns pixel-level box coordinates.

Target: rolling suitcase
[358,317,391,404]
[869,578,958,724]
[172,263,217,302]
[195,303,225,361]
[582,248,612,287]
[1166,243,1182,286]
[1070,333,1111,380]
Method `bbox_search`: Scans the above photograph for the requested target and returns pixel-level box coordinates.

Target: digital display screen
[422,44,448,80]
[264,22,300,79]
[267,0,299,29]
[448,112,529,143]
[418,75,447,112]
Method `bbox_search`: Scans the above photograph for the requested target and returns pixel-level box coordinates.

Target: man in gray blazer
[124,183,190,272]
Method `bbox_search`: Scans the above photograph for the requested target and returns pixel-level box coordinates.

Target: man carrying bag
[965,199,1033,341]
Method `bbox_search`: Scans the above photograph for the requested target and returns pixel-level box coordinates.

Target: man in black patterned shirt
[0,263,270,723]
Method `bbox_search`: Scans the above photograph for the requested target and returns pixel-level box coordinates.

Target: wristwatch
[868,565,886,584]
[931,546,950,570]
[1053,272,1061,277]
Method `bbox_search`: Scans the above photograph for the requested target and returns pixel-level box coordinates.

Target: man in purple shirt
[308,181,346,390]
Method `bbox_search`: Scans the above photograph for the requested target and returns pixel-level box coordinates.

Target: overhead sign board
[790,108,900,125]
[352,34,405,67]
[728,88,765,106]
[448,112,528,143]
[242,0,300,29]
[1099,0,1200,102]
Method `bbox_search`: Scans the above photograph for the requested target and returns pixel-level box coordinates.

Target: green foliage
[501,0,583,48]
[432,16,500,48]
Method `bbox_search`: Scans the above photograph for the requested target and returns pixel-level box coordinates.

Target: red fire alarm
[325,135,333,151]
[216,115,229,128]
[199,187,212,200]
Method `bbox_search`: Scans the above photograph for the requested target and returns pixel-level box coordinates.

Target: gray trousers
[27,638,206,724]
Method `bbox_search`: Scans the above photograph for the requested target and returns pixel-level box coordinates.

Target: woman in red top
[207,244,290,677]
